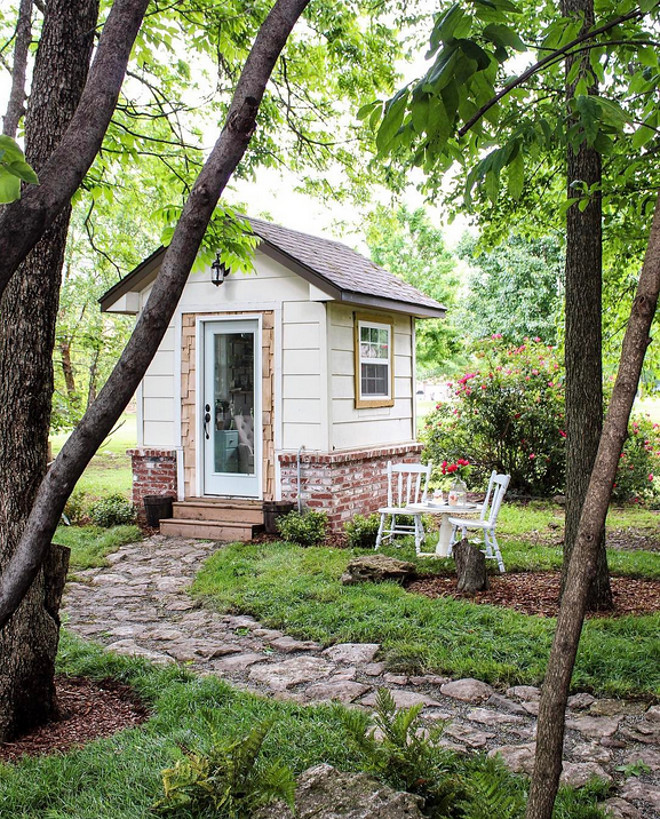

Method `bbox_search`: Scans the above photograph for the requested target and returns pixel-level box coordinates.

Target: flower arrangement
[438,458,471,489]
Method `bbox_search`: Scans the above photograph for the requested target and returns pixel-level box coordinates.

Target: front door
[202,318,260,497]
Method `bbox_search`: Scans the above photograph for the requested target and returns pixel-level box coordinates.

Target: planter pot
[143,495,174,528]
[263,500,295,534]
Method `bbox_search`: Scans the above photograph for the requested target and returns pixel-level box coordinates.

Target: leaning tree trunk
[561,0,612,610]
[526,193,660,819]
[0,0,99,742]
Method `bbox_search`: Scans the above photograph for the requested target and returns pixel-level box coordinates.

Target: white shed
[101,217,445,537]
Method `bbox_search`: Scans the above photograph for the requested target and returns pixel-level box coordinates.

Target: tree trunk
[561,0,612,610]
[60,340,77,396]
[526,193,660,819]
[87,347,100,408]
[0,0,312,630]
[0,0,98,742]
[454,538,488,593]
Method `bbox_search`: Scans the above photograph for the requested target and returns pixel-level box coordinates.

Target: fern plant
[342,689,461,817]
[153,719,295,817]
[457,757,526,819]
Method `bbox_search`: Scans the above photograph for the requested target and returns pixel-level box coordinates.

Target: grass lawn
[0,633,608,819]
[51,412,136,500]
[55,524,142,571]
[193,502,660,699]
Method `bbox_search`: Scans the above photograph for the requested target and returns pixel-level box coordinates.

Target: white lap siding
[327,303,415,451]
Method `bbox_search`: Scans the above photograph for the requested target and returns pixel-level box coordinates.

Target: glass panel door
[203,319,260,497]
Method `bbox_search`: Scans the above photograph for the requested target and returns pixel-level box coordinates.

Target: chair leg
[375,513,386,550]
[490,530,505,573]
[414,514,424,555]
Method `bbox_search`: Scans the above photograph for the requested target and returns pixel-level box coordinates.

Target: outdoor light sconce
[211,252,229,286]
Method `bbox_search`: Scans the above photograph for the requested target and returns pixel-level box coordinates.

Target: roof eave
[98,246,165,312]
[338,290,446,319]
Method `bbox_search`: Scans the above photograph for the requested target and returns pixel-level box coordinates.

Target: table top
[407,501,479,514]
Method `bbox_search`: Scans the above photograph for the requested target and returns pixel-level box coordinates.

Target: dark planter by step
[143,495,174,528]
[263,500,295,534]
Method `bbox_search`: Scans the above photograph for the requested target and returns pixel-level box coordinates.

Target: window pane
[361,362,389,396]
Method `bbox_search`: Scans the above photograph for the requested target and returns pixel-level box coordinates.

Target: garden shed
[100,217,446,537]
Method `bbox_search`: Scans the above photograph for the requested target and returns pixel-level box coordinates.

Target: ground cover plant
[0,634,608,819]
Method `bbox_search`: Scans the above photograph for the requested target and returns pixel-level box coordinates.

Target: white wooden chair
[375,461,432,554]
[448,471,510,572]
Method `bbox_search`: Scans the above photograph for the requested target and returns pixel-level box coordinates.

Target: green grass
[0,634,608,819]
[193,541,660,698]
[55,524,142,571]
[51,413,136,500]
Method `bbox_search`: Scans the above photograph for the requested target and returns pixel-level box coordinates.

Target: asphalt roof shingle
[247,217,445,313]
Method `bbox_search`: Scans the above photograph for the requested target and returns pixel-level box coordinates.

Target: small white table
[407,502,480,557]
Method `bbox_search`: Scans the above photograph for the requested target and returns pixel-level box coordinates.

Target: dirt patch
[0,676,149,762]
[407,571,660,618]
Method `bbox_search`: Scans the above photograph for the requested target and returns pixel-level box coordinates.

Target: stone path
[63,536,660,819]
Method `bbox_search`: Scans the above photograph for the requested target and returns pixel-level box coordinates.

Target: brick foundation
[278,443,424,532]
[128,448,177,523]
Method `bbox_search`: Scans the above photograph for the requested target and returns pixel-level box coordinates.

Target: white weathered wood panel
[282,322,321,349]
[282,422,325,450]
[283,374,322,400]
[282,348,321,375]
[143,375,175,398]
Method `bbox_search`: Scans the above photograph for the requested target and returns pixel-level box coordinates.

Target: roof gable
[99,216,446,318]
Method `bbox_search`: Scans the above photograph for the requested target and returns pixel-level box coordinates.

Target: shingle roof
[100,216,446,318]
[246,217,445,314]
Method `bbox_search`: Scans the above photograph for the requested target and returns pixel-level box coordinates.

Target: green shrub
[276,509,327,545]
[344,513,381,549]
[424,337,566,495]
[154,719,295,817]
[63,489,88,524]
[423,336,660,501]
[87,493,135,527]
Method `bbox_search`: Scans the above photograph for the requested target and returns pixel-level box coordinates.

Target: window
[354,314,394,408]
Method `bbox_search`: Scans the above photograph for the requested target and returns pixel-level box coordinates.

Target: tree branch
[0,0,311,629]
[0,0,151,298]
[458,7,646,138]
[2,0,33,138]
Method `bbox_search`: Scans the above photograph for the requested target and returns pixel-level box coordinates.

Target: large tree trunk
[0,0,312,630]
[0,0,99,742]
[561,0,612,610]
[526,193,660,819]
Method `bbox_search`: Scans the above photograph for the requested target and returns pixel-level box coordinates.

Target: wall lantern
[211,252,229,286]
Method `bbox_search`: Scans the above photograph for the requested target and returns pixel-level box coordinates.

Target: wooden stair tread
[159,518,264,540]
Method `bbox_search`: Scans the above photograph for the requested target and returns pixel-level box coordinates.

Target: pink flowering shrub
[612,414,660,504]
[422,336,660,501]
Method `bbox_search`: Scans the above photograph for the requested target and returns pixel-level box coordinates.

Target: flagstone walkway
[63,535,660,818]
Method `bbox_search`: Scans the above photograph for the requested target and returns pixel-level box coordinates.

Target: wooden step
[172,500,264,524]
[159,518,264,541]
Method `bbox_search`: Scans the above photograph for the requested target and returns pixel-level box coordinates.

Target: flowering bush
[613,414,660,504]
[424,337,565,495]
[423,336,660,501]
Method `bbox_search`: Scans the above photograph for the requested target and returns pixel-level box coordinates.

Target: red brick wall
[279,443,423,532]
[128,448,177,522]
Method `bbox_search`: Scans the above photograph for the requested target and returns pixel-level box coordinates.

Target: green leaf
[357,100,380,121]
[631,124,655,149]
[507,149,524,199]
[457,38,492,70]
[411,95,430,134]
[483,23,526,52]
[0,134,24,163]
[7,160,39,185]
[0,170,21,204]
[376,90,409,153]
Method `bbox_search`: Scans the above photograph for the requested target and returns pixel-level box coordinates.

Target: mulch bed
[407,571,660,618]
[0,676,150,763]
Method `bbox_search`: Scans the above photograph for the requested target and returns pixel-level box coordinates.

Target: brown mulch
[407,571,660,618]
[0,676,150,763]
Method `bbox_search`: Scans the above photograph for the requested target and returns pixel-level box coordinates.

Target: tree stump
[454,538,488,593]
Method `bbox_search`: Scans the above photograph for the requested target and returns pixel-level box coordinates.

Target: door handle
[204,404,211,440]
